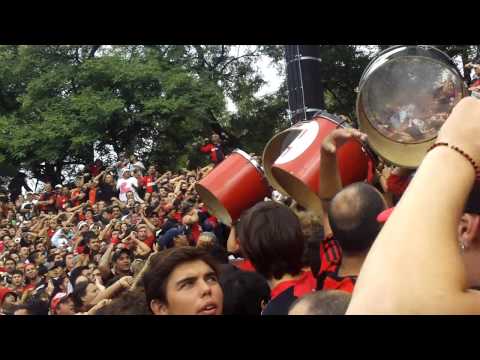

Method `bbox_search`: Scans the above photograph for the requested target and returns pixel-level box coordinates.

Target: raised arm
[318,128,368,237]
[98,243,115,279]
[347,97,480,315]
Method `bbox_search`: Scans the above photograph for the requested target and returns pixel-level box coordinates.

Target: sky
[226,50,285,113]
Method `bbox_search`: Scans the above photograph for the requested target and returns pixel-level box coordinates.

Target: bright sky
[226,47,285,113]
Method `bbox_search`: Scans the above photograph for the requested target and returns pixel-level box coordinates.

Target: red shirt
[39,192,55,212]
[71,188,81,207]
[143,234,155,249]
[270,271,317,300]
[318,235,343,275]
[142,175,156,193]
[56,194,69,210]
[317,272,357,293]
[190,223,201,244]
[387,174,411,198]
[89,187,97,206]
[172,212,182,222]
[89,164,102,177]
[231,259,256,272]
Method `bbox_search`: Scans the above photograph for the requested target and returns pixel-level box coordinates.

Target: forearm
[98,246,114,276]
[319,151,342,236]
[91,280,124,304]
[134,240,151,256]
[141,216,156,232]
[348,148,475,314]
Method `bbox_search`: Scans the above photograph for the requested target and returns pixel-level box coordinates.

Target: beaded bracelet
[428,142,480,176]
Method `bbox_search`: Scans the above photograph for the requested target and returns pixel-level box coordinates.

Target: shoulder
[262,287,296,315]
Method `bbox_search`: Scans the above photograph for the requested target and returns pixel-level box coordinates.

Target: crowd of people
[0,127,413,316]
[1,58,480,315]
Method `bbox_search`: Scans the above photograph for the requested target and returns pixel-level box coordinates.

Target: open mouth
[198,303,218,315]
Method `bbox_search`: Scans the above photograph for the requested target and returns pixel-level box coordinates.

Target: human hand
[321,128,367,155]
[436,97,480,164]
[119,276,134,289]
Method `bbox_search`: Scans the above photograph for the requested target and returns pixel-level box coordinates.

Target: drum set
[195,45,468,225]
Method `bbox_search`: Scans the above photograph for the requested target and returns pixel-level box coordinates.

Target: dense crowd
[0,129,406,315]
[2,92,480,315]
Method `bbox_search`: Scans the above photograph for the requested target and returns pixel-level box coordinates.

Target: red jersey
[71,188,81,207]
[89,164,102,177]
[262,271,317,315]
[56,194,69,210]
[316,272,357,293]
[142,175,156,193]
[387,174,411,198]
[231,259,256,272]
[318,235,342,275]
[200,143,225,164]
[89,187,97,206]
[143,234,155,249]
[190,223,201,244]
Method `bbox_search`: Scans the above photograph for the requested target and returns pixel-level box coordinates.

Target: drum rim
[232,149,265,176]
[356,45,466,166]
[359,45,463,89]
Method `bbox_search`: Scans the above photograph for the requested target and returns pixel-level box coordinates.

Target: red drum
[263,114,373,215]
[195,149,269,226]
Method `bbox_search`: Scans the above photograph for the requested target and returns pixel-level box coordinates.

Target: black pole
[285,45,325,124]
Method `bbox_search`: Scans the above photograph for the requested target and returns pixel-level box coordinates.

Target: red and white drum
[262,114,374,215]
[195,149,269,226]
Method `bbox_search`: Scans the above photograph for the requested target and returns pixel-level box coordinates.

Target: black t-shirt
[261,287,296,315]
[97,183,118,203]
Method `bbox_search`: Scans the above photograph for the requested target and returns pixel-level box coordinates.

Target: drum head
[263,127,304,197]
[357,46,466,168]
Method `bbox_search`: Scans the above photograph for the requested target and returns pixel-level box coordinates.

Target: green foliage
[1,44,478,182]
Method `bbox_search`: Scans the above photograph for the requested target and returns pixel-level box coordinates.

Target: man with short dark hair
[4,258,16,275]
[318,128,387,293]
[30,251,48,276]
[143,247,223,315]
[288,290,351,315]
[99,248,133,287]
[10,270,25,296]
[237,201,317,315]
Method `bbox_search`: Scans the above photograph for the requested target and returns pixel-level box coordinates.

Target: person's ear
[150,299,168,315]
[458,214,480,249]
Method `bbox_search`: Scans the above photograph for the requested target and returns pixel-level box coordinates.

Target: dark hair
[465,184,480,214]
[112,248,133,263]
[4,257,16,267]
[143,247,220,312]
[302,227,324,277]
[23,298,50,315]
[12,270,23,277]
[83,231,96,243]
[237,201,305,280]
[29,251,42,264]
[71,281,92,312]
[69,266,89,288]
[205,243,229,264]
[328,182,386,254]
[288,290,351,315]
[12,303,32,315]
[220,270,270,315]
